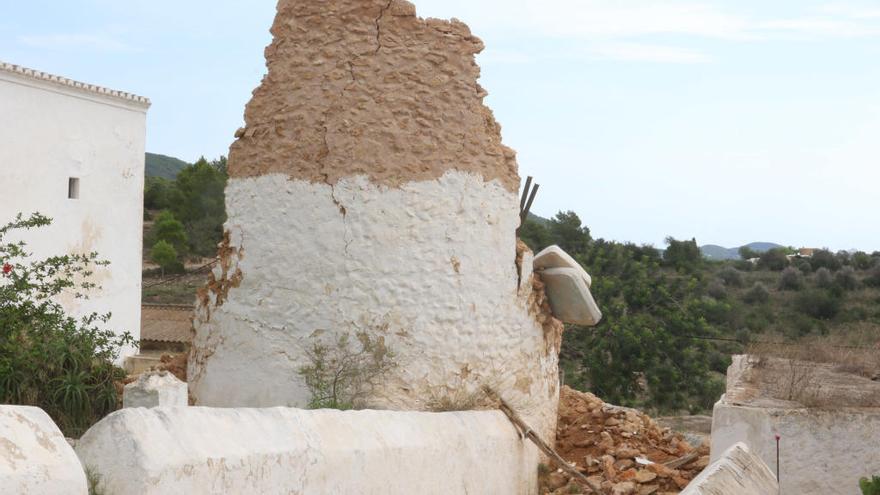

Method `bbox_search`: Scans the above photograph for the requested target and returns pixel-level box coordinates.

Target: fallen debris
[541,387,709,494]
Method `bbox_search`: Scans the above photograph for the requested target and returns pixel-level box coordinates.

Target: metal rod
[521,184,539,223]
[519,176,533,212]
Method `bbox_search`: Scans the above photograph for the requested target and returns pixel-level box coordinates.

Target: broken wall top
[229,0,520,192]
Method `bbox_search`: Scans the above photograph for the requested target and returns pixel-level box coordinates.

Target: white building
[0,61,150,361]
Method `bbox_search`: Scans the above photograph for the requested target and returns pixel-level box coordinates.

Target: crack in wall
[374,0,393,54]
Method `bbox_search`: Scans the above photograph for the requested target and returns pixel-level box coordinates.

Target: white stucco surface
[0,406,88,495]
[711,399,880,495]
[75,406,538,495]
[0,62,148,362]
[123,371,188,408]
[681,442,777,495]
[190,171,561,436]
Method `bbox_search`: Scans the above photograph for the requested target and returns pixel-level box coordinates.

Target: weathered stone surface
[533,245,592,286]
[0,406,87,494]
[228,0,519,192]
[123,370,187,408]
[710,399,880,495]
[189,0,568,441]
[539,267,602,326]
[76,407,538,495]
[681,443,776,495]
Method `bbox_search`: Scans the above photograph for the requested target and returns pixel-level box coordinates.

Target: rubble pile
[541,387,709,495]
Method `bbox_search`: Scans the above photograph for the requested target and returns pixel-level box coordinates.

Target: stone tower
[189,0,565,437]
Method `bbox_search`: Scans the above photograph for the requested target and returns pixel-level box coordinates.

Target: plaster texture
[190,172,562,437]
[75,406,539,495]
[681,442,777,495]
[0,61,148,362]
[123,370,188,408]
[0,406,87,495]
[711,400,880,495]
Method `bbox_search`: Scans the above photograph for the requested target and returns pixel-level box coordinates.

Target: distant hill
[700,242,784,260]
[145,153,189,179]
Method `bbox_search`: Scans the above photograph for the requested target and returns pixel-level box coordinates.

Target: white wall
[0,65,148,360]
[681,442,777,495]
[76,406,539,495]
[711,398,880,495]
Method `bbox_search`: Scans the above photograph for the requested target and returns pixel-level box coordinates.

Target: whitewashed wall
[0,63,149,361]
[711,399,880,495]
[76,406,539,495]
[190,172,561,437]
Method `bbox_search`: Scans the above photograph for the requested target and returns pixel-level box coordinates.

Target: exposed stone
[546,472,569,491]
[0,406,87,494]
[536,266,602,326]
[635,470,657,483]
[611,481,637,495]
[123,371,187,408]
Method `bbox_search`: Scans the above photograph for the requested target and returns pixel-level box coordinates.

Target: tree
[548,211,591,254]
[151,211,188,256]
[0,213,133,436]
[758,248,789,271]
[663,237,702,273]
[809,249,841,272]
[718,266,744,287]
[738,246,759,260]
[743,282,770,304]
[150,240,178,277]
[778,267,804,291]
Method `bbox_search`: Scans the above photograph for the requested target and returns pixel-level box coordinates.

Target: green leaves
[0,213,133,437]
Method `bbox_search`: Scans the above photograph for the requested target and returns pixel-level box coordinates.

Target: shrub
[717,266,744,287]
[864,267,880,288]
[298,331,396,409]
[852,251,873,270]
[743,282,770,304]
[796,259,813,274]
[707,280,727,299]
[835,266,859,291]
[810,249,841,272]
[861,476,880,495]
[151,210,188,256]
[795,289,842,320]
[778,267,804,291]
[815,267,833,288]
[758,248,789,271]
[0,213,134,436]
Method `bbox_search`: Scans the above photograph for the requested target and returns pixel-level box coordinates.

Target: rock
[600,455,617,480]
[0,406,87,494]
[546,472,569,491]
[123,370,187,408]
[615,446,641,459]
[639,485,659,495]
[692,456,710,470]
[647,462,678,478]
[634,470,657,483]
[605,417,620,426]
[534,247,602,326]
[672,475,690,489]
[614,459,635,471]
[597,431,615,450]
[611,481,637,495]
[618,468,637,481]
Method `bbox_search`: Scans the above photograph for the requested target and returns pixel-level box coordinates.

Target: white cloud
[17,33,133,52]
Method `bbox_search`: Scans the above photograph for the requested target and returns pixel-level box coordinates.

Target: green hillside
[145,152,189,179]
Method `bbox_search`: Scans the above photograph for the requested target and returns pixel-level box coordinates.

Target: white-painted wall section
[0,406,88,495]
[189,172,561,436]
[76,406,539,495]
[0,62,149,361]
[681,442,777,495]
[711,399,880,495]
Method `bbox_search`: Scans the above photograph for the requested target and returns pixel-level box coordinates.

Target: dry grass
[747,334,880,379]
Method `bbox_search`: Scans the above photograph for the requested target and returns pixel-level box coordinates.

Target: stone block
[539,267,602,326]
[534,245,592,286]
[75,407,538,495]
[681,442,776,495]
[0,405,87,494]
[123,370,187,408]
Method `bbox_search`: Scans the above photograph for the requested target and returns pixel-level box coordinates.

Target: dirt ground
[540,386,710,495]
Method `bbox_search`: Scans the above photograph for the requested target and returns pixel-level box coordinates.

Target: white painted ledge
[0,406,87,495]
[681,442,777,495]
[75,407,539,495]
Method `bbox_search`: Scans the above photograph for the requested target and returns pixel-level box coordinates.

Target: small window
[68,178,80,199]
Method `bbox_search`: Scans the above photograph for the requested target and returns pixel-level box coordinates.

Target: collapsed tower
[189,0,567,436]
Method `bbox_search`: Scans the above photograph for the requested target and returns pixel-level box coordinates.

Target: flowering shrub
[0,213,134,436]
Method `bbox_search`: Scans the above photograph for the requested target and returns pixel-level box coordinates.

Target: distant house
[0,61,150,362]
[798,248,817,258]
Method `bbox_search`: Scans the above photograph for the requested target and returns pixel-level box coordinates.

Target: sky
[3,1,880,251]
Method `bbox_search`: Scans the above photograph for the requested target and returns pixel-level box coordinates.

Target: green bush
[718,266,744,287]
[758,248,789,271]
[795,289,842,320]
[864,267,880,288]
[810,249,841,272]
[707,280,727,299]
[778,267,804,291]
[861,476,880,495]
[815,267,834,288]
[151,210,188,256]
[835,266,859,291]
[0,213,134,436]
[743,282,770,304]
[150,240,183,276]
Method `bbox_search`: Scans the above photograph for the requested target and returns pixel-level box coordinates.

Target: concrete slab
[123,370,188,408]
[540,267,602,326]
[681,442,777,495]
[0,406,87,494]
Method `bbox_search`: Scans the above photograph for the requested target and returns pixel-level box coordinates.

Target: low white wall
[0,406,87,495]
[681,442,777,495]
[76,406,538,495]
[711,398,880,495]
